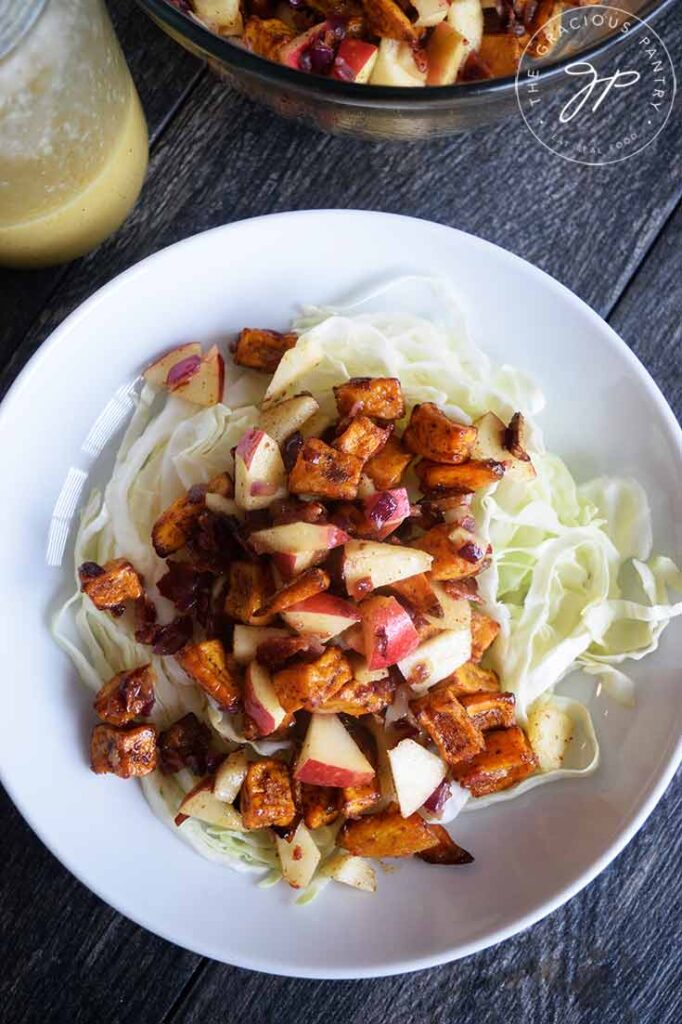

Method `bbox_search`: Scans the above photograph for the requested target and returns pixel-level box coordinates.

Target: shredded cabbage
[53,275,681,889]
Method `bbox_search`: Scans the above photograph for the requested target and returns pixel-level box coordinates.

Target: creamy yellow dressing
[0,0,148,269]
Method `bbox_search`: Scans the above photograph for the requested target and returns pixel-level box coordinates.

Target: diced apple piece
[426,22,469,86]
[250,521,349,555]
[279,21,332,70]
[527,699,574,771]
[235,428,287,511]
[244,662,288,735]
[175,778,244,830]
[389,738,447,818]
[363,488,410,540]
[343,539,432,600]
[322,851,377,892]
[281,594,361,641]
[447,0,483,52]
[169,345,225,406]
[143,342,202,388]
[275,821,321,890]
[398,627,472,691]
[349,653,392,686]
[471,411,537,482]
[259,394,319,445]
[370,39,427,87]
[193,0,243,36]
[295,713,375,787]
[213,750,249,804]
[427,582,472,631]
[414,0,450,27]
[359,595,420,671]
[273,549,326,580]
[233,625,291,663]
[331,39,379,83]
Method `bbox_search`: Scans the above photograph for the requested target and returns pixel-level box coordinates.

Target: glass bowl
[135,0,672,140]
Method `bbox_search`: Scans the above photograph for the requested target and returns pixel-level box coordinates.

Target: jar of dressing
[0,0,149,268]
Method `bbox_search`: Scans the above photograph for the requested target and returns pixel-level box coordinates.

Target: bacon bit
[151,615,193,655]
[157,561,213,613]
[134,596,158,644]
[256,635,324,670]
[158,712,212,775]
[458,541,485,564]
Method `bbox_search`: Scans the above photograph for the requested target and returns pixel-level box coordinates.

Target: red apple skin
[166,354,202,388]
[424,778,451,816]
[360,595,420,670]
[295,759,374,788]
[363,488,410,539]
[214,349,225,402]
[143,342,202,387]
[273,549,326,580]
[343,623,365,654]
[286,594,361,621]
[244,666,285,735]
[236,428,266,469]
[331,39,378,82]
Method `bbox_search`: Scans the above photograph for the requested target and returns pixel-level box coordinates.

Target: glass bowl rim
[136,0,675,105]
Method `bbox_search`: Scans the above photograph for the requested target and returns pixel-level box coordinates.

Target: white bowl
[0,212,679,978]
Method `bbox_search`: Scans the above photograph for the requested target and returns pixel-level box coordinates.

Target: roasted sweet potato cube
[272,646,352,712]
[240,758,296,829]
[334,416,392,463]
[416,459,505,494]
[241,18,295,62]
[158,712,212,775]
[296,782,341,830]
[342,776,382,819]
[417,825,474,865]
[403,404,477,465]
[315,674,395,716]
[411,681,485,767]
[470,609,500,662]
[224,561,274,625]
[175,639,242,712]
[363,433,413,489]
[94,664,155,726]
[385,572,442,619]
[288,438,363,500]
[453,726,539,797]
[362,0,418,42]
[477,31,524,78]
[459,691,516,732]
[232,325,296,370]
[443,660,501,696]
[333,376,405,421]
[339,804,439,858]
[258,568,330,616]
[90,723,158,778]
[414,524,487,581]
[78,558,144,612]
[151,472,233,557]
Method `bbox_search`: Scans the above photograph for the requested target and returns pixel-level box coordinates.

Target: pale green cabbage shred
[53,277,681,891]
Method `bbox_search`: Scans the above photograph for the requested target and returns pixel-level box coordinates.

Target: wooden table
[1,3,680,1020]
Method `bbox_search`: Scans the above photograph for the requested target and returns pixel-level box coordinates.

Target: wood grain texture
[0,2,680,1021]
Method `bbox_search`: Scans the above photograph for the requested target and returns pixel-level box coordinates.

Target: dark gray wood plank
[609,204,681,421]
[0,0,204,378]
[1,3,680,398]
[0,787,201,1024]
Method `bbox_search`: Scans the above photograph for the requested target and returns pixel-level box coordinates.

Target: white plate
[0,212,680,978]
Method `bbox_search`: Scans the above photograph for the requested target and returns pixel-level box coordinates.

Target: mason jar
[0,0,149,268]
